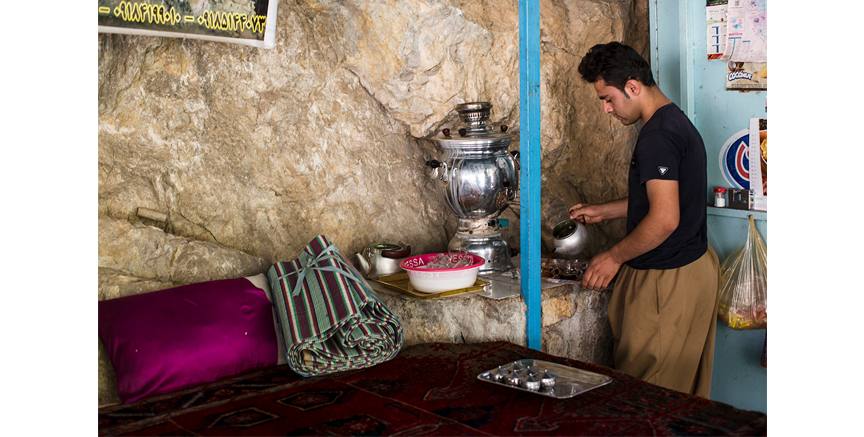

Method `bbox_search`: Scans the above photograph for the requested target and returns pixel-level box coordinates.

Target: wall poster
[98,1,279,49]
[706,0,728,60]
[726,61,767,91]
[724,0,767,63]
[706,0,767,91]
[749,118,767,211]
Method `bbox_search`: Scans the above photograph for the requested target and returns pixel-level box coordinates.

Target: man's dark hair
[577,42,656,92]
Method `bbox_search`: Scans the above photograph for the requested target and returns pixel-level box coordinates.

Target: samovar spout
[425,159,448,181]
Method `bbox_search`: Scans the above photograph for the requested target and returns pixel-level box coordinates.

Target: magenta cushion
[98,278,278,404]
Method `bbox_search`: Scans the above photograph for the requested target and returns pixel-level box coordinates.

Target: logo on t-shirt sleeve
[658,166,669,176]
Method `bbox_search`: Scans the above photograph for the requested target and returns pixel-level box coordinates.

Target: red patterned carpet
[98,341,767,436]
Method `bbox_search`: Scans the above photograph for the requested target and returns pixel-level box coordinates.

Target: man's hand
[581,249,621,290]
[578,179,680,290]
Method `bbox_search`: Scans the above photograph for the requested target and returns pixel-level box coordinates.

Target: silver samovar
[425,102,519,274]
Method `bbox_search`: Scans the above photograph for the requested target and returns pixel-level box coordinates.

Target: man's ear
[625,79,641,97]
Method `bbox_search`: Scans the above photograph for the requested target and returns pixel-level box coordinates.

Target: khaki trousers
[608,246,720,398]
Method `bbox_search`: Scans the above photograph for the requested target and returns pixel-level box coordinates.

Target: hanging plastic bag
[717,215,767,330]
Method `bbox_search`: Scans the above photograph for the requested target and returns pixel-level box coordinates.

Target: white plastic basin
[399,253,485,293]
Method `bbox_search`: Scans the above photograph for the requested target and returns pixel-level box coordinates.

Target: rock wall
[98,0,648,407]
[98,0,648,277]
[375,283,613,367]
[98,215,270,300]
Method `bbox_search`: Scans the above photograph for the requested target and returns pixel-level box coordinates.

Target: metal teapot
[353,242,411,279]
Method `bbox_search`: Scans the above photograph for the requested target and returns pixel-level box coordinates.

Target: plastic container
[400,253,485,293]
[713,187,727,207]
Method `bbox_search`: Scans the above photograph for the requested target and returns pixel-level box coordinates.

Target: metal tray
[373,272,490,299]
[477,359,612,399]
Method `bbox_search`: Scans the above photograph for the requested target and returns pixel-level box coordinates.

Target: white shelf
[707,206,767,222]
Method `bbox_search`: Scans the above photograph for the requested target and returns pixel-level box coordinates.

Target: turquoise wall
[707,208,767,413]
[650,0,768,413]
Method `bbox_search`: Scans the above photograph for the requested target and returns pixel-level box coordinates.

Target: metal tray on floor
[372,273,490,299]
[477,359,612,399]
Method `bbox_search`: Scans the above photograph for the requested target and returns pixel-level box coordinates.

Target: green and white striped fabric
[267,235,403,376]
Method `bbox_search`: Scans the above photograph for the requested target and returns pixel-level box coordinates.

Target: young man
[569,42,719,398]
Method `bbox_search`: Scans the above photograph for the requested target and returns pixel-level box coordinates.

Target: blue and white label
[727,70,754,81]
[719,129,750,189]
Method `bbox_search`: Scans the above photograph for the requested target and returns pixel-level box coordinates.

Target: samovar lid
[437,102,511,150]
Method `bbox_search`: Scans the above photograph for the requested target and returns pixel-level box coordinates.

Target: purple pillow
[98,277,278,404]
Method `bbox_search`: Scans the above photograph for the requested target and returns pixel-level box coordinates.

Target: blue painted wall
[707,208,766,413]
[651,0,768,413]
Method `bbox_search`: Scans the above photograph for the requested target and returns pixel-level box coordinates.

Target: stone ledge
[374,281,613,367]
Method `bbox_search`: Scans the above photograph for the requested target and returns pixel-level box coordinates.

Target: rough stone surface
[98,215,271,300]
[99,0,648,267]
[376,283,613,367]
[98,338,121,406]
[97,0,647,403]
[541,286,614,366]
[377,290,528,346]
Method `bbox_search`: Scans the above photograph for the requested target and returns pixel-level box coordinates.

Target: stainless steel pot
[551,220,588,259]
[424,102,519,274]
[427,102,519,219]
[353,242,411,279]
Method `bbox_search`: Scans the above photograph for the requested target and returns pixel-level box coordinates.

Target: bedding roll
[267,235,403,376]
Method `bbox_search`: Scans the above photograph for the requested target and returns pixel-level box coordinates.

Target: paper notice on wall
[748,118,767,211]
[98,0,279,49]
[706,1,728,60]
[726,61,767,90]
[722,0,767,62]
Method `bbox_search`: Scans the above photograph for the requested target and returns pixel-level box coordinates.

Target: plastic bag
[717,215,767,330]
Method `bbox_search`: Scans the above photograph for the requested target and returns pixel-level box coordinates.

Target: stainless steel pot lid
[369,242,403,251]
[437,102,512,150]
[367,242,411,259]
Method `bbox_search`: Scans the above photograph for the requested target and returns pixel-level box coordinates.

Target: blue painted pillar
[519,0,542,351]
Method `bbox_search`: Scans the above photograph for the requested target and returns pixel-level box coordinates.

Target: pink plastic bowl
[399,253,486,293]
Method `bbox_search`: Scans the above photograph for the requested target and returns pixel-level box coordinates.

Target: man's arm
[581,179,680,290]
[569,198,628,223]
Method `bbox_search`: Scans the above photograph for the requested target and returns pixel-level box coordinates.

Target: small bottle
[713,187,727,207]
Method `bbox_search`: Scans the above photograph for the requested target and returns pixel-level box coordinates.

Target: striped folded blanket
[267,235,403,376]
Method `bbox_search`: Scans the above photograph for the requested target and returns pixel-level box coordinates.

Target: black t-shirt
[626,103,707,270]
